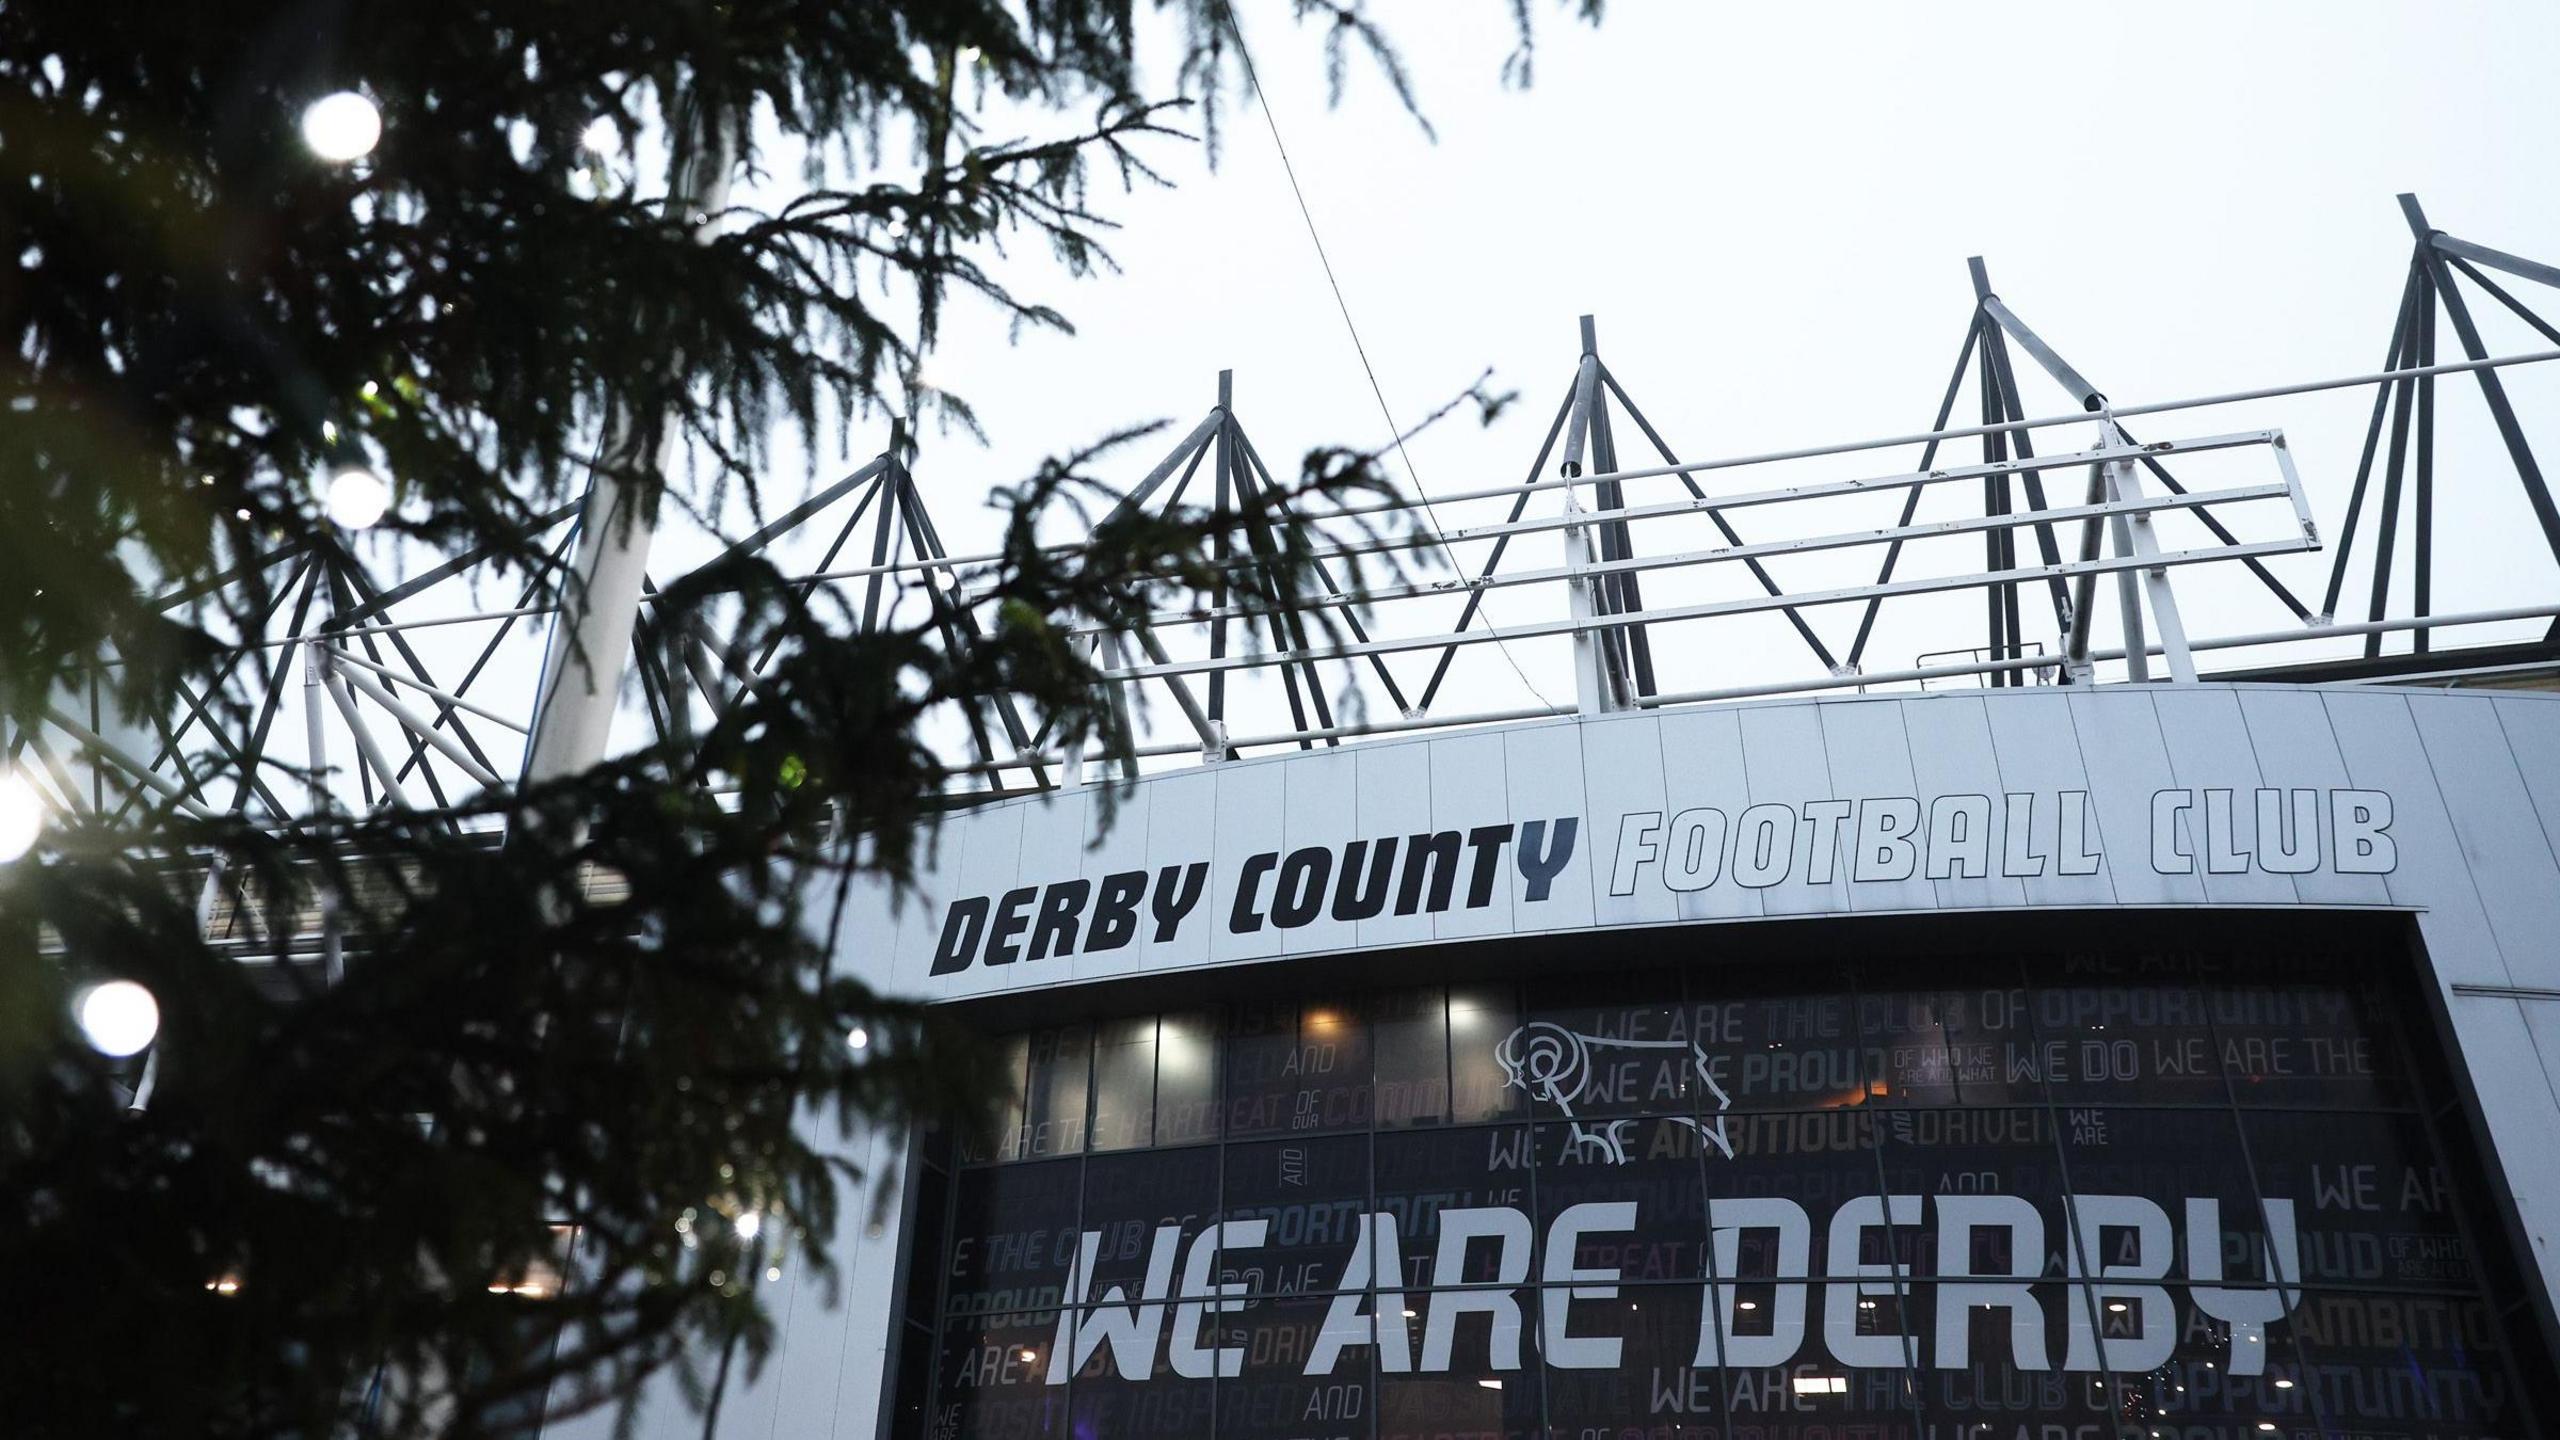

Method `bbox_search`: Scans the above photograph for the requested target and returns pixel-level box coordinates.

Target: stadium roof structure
[14,192,2560,839]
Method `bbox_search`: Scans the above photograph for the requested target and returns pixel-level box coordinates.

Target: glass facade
[904,947,2541,1439]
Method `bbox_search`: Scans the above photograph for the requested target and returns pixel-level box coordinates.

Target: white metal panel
[1207,760,1288,966]
[1898,693,2028,912]
[2065,689,2204,907]
[2408,695,2560,978]
[1978,689,2116,909]
[941,802,1025,999]
[2233,688,2392,906]
[1280,749,1362,956]
[886,813,971,996]
[1429,730,1515,941]
[1737,702,1848,918]
[834,845,905,993]
[1816,698,1940,915]
[2149,686,2297,907]
[1502,721,1595,933]
[825,1127,909,1440]
[2446,992,2560,1303]
[1580,712,1674,929]
[753,1119,879,1440]
[1070,778,1152,985]
[1139,768,1218,974]
[2326,690,2513,987]
[1654,705,1764,923]
[1012,788,1092,985]
[2494,697,2560,991]
[1355,737,1437,950]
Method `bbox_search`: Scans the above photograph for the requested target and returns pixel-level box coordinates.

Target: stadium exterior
[552,684,2560,1440]
[24,195,2560,1437]
[528,197,2560,1440]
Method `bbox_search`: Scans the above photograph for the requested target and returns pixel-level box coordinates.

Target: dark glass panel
[1213,1297,1374,1440]
[946,1161,1083,1318]
[2053,1107,2265,1286]
[1227,1000,1373,1139]
[931,1307,1065,1440]
[2209,976,2409,1109]
[1374,1125,1533,1291]
[1089,1016,1158,1153]
[1372,986,1450,1129]
[1533,1117,1712,1284]
[1703,1111,1886,1278]
[2243,1111,2476,1291]
[1221,1134,1370,1297]
[1154,1011,1223,1146]
[2029,970,2228,1107]
[2284,1290,2522,1438]
[1078,1148,1218,1298]
[962,1033,1032,1164]
[1375,1291,1542,1440]
[1859,978,2048,1109]
[1690,982,1873,1114]
[1541,1283,1713,1436]
[1446,985,1525,1124]
[1064,1301,1218,1440]
[1517,968,1700,1121]
[1022,1024,1091,1159]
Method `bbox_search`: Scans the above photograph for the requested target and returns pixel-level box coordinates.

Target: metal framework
[12,194,2560,830]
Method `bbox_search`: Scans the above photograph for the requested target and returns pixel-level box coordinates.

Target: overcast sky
[383,3,2560,780]
[785,1,2558,753]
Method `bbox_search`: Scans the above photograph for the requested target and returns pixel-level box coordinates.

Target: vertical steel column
[301,636,345,980]
[2366,271,2424,659]
[2402,194,2560,570]
[1580,317,1657,698]
[1557,334,1616,714]
[1976,318,2016,684]
[2102,418,2196,683]
[522,110,735,785]
[1206,372,1235,736]
[2415,268,2438,654]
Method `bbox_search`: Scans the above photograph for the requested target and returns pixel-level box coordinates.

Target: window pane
[1376,1126,1532,1291]
[966,1033,1031,1164]
[2052,1106,2263,1285]
[1078,1148,1218,1298]
[2030,967,2225,1107]
[1543,1285,1710,1434]
[2210,975,2410,1108]
[1372,987,1449,1129]
[1705,1111,1886,1278]
[2245,1111,2474,1291]
[1090,1016,1157,1152]
[1067,1300,1214,1440]
[1215,1297,1373,1440]
[1223,1134,1370,1296]
[1227,1000,1372,1138]
[1376,1319,1541,1440]
[1693,983,1872,1112]
[1862,977,2045,1109]
[1022,1024,1091,1159]
[946,1161,1082,1318]
[1447,985,1523,1123]
[1535,1117,1712,1283]
[1518,969,1698,1120]
[1154,1011,1222,1146]
[932,1308,1063,1440]
[2286,1291,2524,1436]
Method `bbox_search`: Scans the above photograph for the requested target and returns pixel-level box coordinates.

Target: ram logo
[1494,1021,1734,1163]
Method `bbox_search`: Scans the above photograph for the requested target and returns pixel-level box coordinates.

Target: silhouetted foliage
[0,2,1583,1435]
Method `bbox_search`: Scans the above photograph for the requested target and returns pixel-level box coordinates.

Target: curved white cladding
[872,685,2559,1004]
[557,682,2560,1440]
